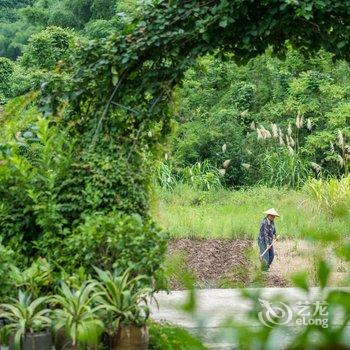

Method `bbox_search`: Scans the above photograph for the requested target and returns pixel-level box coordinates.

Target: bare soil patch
[166,238,348,289]
[167,238,255,289]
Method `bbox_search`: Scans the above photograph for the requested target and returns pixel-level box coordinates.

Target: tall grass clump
[156,162,180,191]
[182,160,222,191]
[305,176,350,217]
[156,160,221,191]
[246,116,350,188]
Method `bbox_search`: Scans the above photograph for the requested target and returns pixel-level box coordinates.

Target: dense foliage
[1,0,350,303]
[0,0,122,59]
[0,2,349,349]
[169,48,350,188]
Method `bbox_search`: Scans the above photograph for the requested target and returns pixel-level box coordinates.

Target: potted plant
[93,268,152,350]
[53,281,104,350]
[0,290,52,350]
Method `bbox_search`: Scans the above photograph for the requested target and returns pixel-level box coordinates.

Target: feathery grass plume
[286,135,290,147]
[164,153,168,161]
[242,163,251,170]
[288,122,292,136]
[345,145,350,153]
[288,146,294,155]
[223,159,231,169]
[278,127,283,138]
[295,114,304,129]
[222,143,227,153]
[257,128,263,140]
[259,125,267,139]
[337,154,345,167]
[307,118,312,130]
[310,162,322,173]
[289,136,296,148]
[250,121,256,130]
[15,131,21,141]
[345,154,350,161]
[271,123,278,138]
[330,141,335,154]
[240,109,249,117]
[260,125,271,139]
[278,136,285,146]
[219,168,226,176]
[338,130,344,148]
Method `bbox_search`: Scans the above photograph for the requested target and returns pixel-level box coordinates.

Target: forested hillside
[0,0,140,103]
[0,0,121,59]
[169,49,350,188]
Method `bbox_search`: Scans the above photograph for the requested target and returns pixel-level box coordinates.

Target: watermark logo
[258,299,329,328]
[258,298,293,327]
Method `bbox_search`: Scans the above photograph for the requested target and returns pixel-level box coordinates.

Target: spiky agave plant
[92,268,152,335]
[53,281,104,350]
[0,291,51,350]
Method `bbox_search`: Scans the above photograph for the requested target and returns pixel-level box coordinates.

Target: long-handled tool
[260,236,278,257]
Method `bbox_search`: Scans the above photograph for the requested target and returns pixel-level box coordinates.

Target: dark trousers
[258,238,274,269]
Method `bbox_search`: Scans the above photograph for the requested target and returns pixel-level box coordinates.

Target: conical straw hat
[264,208,280,217]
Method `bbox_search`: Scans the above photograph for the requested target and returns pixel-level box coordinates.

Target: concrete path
[150,287,350,349]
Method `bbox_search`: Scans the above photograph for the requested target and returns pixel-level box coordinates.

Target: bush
[65,212,168,279]
[149,322,207,350]
[0,239,16,301]
[20,26,76,70]
[0,96,72,257]
[0,57,15,102]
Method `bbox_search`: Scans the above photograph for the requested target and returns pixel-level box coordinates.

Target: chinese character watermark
[258,298,329,328]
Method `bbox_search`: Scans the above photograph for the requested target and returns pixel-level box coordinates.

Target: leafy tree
[0,0,121,58]
[20,26,76,70]
[0,56,14,102]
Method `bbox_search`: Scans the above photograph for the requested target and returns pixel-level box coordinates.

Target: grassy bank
[154,185,350,239]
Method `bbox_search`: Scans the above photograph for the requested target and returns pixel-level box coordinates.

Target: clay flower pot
[9,331,52,350]
[54,328,73,350]
[112,325,149,350]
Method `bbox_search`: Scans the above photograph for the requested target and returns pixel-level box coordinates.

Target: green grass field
[154,185,350,239]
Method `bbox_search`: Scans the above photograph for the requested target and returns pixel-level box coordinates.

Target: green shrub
[0,98,72,257]
[20,26,76,70]
[11,258,53,299]
[149,322,207,350]
[0,96,164,279]
[0,57,15,102]
[65,212,168,279]
[0,239,16,301]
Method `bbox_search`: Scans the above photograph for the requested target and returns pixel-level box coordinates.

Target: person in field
[258,208,279,270]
